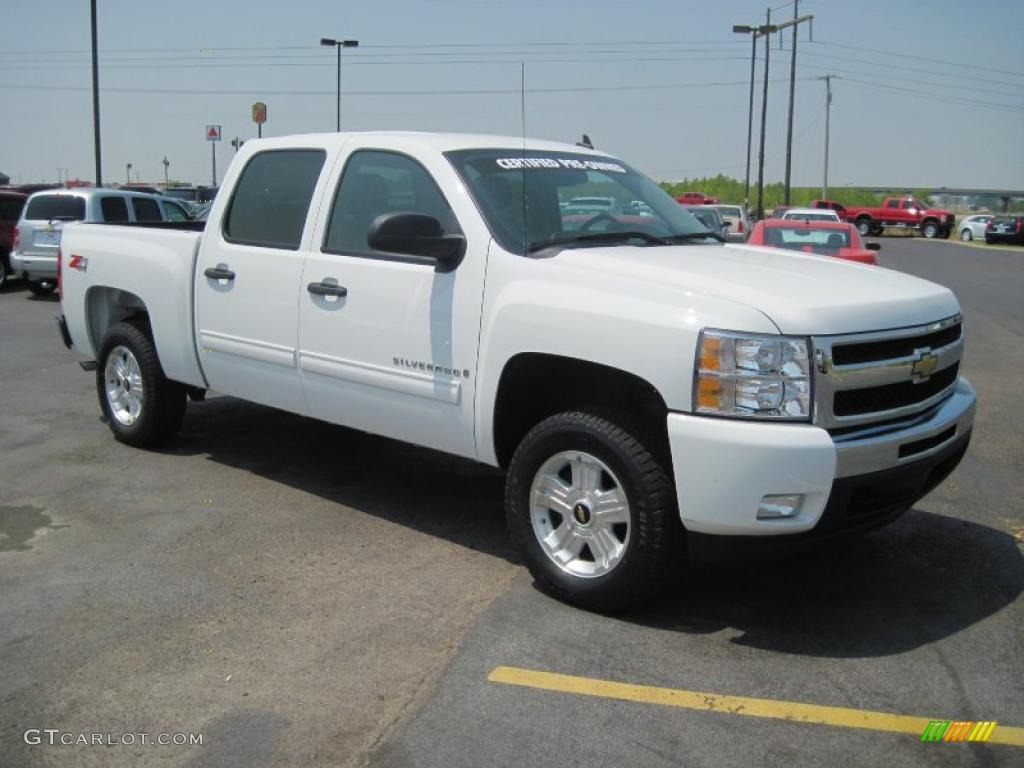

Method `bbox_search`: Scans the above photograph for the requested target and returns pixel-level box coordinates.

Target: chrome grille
[812,315,963,431]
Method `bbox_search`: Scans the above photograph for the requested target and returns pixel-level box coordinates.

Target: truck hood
[551,243,960,335]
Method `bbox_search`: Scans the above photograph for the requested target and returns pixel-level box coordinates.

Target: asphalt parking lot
[1,237,1022,768]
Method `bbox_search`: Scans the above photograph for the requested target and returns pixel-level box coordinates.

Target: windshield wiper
[664,230,726,243]
[527,230,669,252]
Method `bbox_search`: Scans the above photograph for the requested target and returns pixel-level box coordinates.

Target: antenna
[520,62,528,255]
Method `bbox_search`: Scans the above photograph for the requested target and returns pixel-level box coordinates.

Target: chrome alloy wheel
[104,345,144,426]
[529,450,631,579]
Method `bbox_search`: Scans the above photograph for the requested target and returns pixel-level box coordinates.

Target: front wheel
[921,220,940,238]
[96,322,186,447]
[505,412,682,612]
[27,279,56,296]
[960,229,972,242]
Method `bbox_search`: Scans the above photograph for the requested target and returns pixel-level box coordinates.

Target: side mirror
[866,241,881,251]
[367,212,466,268]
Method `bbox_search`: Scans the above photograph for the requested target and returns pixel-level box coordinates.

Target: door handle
[307,281,348,298]
[204,266,236,280]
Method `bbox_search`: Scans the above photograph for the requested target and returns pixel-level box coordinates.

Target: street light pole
[756,8,771,221]
[126,162,132,185]
[733,23,776,214]
[162,156,169,187]
[90,0,102,187]
[320,37,359,132]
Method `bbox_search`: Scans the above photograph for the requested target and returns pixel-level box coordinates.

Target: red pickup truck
[810,197,954,239]
[676,191,719,205]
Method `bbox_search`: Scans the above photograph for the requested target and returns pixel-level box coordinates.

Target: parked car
[0,190,28,288]
[746,219,880,264]
[715,204,750,242]
[779,207,842,223]
[676,191,718,205]
[959,214,994,242]
[682,205,730,238]
[58,131,974,611]
[9,188,193,295]
[984,215,1024,245]
[807,199,848,217]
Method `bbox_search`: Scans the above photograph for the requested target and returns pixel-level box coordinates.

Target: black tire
[27,279,56,296]
[0,255,8,288]
[856,218,873,237]
[921,220,940,239]
[960,228,972,242]
[870,224,884,237]
[96,321,186,447]
[505,411,682,612]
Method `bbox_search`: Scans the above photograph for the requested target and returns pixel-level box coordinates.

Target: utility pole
[756,7,771,221]
[818,75,836,200]
[781,2,814,205]
[126,162,132,185]
[162,156,169,186]
[90,0,102,186]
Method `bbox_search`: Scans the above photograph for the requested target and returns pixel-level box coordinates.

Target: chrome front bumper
[833,377,976,478]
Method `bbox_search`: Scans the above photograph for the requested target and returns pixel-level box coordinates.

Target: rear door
[194,147,329,413]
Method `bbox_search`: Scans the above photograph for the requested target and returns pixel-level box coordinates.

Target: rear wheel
[505,411,682,612]
[856,219,873,237]
[0,255,8,288]
[27,279,56,296]
[96,321,186,447]
[960,228,972,242]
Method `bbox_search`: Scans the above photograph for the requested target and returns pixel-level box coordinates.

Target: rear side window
[100,196,130,223]
[224,150,325,249]
[131,197,162,222]
[25,195,85,221]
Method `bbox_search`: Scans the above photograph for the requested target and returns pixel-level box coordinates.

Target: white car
[958,214,994,242]
[57,132,975,611]
[779,207,842,222]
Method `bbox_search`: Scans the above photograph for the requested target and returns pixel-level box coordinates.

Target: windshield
[445,149,716,253]
[764,225,851,249]
[25,195,86,221]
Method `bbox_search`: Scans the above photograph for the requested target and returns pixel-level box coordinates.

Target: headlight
[694,329,812,420]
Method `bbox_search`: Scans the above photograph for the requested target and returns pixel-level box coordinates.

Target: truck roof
[244,131,619,157]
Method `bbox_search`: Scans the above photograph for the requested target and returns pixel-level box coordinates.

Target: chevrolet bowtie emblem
[911,350,938,382]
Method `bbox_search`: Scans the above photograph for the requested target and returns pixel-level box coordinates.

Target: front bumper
[666,376,976,539]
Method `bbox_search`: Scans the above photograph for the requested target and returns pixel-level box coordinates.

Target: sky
[1,0,1022,190]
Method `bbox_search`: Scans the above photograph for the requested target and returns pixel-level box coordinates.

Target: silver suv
[9,188,192,295]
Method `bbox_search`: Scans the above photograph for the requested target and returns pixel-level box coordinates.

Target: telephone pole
[756,7,771,221]
[818,75,836,200]
[781,2,814,204]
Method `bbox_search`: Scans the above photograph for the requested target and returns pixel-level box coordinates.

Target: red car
[745,219,880,264]
[0,190,28,287]
[675,191,718,205]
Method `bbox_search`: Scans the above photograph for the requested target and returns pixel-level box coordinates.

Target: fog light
[757,494,804,520]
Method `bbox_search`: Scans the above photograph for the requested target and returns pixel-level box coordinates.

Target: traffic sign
[206,124,222,141]
[252,102,267,125]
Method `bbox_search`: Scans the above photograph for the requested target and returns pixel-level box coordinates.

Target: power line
[813,39,1024,78]
[836,76,1024,113]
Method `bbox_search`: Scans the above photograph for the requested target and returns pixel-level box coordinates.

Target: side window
[163,201,189,221]
[100,196,129,223]
[885,199,899,209]
[224,150,325,249]
[132,197,162,222]
[323,150,461,255]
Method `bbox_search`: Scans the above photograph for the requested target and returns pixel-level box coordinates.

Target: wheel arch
[85,285,151,353]
[491,352,671,471]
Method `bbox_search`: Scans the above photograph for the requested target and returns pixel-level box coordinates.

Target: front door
[195,148,328,414]
[297,147,485,459]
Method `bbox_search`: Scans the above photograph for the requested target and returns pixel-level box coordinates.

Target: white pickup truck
[57,132,976,610]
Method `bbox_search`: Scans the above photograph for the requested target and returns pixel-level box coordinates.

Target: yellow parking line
[488,666,1024,747]
[930,239,1022,252]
